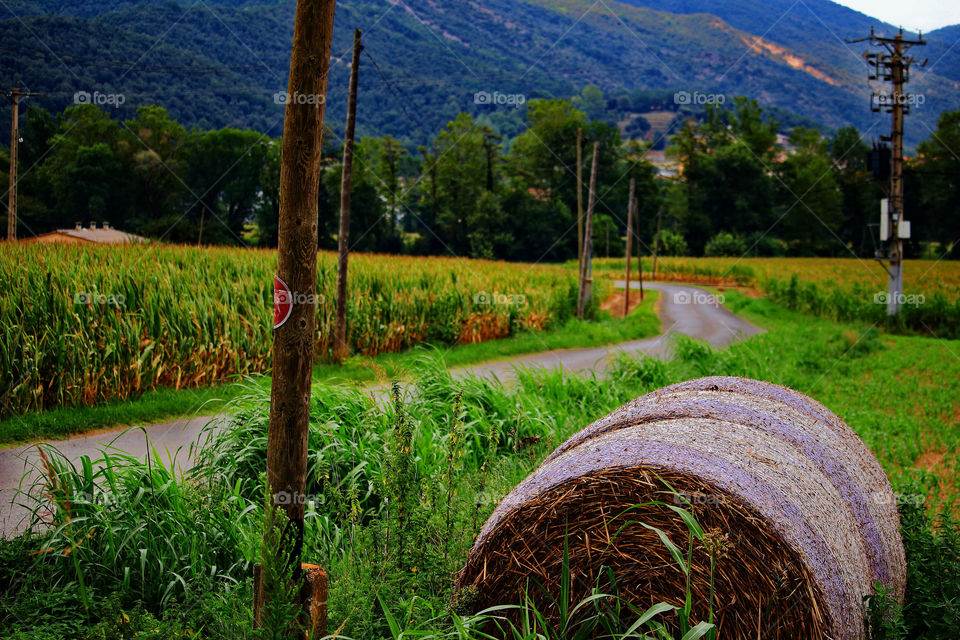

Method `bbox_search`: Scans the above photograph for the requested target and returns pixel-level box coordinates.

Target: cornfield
[590,256,960,296]
[0,243,578,416]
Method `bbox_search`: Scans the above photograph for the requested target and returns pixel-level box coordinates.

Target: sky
[832,0,960,33]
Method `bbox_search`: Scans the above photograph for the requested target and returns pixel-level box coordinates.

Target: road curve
[0,282,760,537]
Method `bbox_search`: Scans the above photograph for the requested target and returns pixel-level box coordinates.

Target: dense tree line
[3,98,958,261]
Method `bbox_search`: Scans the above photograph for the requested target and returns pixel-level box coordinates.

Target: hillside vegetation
[3,0,959,145]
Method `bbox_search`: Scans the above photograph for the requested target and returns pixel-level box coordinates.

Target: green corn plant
[0,243,577,416]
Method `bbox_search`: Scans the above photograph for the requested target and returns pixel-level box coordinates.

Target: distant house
[646,150,682,178]
[25,222,147,245]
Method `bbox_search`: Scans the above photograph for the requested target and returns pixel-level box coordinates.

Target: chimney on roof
[103,221,112,230]
[75,222,82,231]
[89,221,97,230]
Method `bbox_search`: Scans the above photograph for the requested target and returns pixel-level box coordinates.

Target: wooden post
[624,178,635,316]
[266,0,336,630]
[334,29,362,363]
[4,87,43,241]
[576,128,583,274]
[7,88,18,241]
[637,194,644,301]
[577,142,599,320]
[254,562,328,635]
[652,206,663,281]
[301,564,329,636]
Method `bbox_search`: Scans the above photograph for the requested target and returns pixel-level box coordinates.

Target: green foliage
[0,243,579,415]
[704,232,747,257]
[865,581,909,640]
[19,442,260,609]
[916,110,960,254]
[10,86,960,261]
[897,492,960,638]
[258,481,304,640]
[776,127,844,256]
[323,138,402,254]
[671,100,780,254]
[5,292,960,639]
[765,273,960,340]
[655,229,689,257]
[10,0,956,151]
[743,233,789,257]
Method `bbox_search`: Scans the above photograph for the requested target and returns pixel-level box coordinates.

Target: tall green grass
[765,274,960,340]
[3,293,960,638]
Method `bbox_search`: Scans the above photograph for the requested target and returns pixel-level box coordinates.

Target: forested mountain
[2,0,958,147]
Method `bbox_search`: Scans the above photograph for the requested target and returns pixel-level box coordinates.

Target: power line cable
[0,41,272,73]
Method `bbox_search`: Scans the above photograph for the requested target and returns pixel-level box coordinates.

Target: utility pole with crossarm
[852,27,925,315]
[4,87,46,241]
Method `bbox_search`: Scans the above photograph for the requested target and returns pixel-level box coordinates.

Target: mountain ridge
[1,0,957,146]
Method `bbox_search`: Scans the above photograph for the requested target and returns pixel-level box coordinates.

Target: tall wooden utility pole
[854,27,925,315]
[624,178,635,316]
[4,87,44,241]
[577,142,599,319]
[6,88,17,242]
[652,206,663,280]
[576,128,584,276]
[266,0,336,626]
[334,29,363,363]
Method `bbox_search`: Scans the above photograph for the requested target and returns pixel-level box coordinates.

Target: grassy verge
[0,292,659,448]
[0,384,259,449]
[3,292,958,638]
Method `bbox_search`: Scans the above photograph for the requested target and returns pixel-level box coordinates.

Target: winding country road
[0,282,760,537]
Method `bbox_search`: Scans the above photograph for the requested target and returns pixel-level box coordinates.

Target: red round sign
[274,276,293,329]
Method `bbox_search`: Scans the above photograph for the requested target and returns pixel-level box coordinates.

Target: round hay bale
[456,377,905,639]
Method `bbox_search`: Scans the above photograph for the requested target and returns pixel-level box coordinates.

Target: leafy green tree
[429,113,500,256]
[254,139,282,247]
[56,143,126,224]
[14,106,58,233]
[466,191,511,259]
[655,229,688,256]
[572,85,607,121]
[498,188,571,262]
[682,142,775,253]
[510,99,587,214]
[0,149,8,236]
[775,127,843,255]
[672,99,779,254]
[120,106,189,240]
[36,105,128,231]
[831,126,879,256]
[182,127,270,245]
[619,140,662,255]
[706,97,780,161]
[510,99,622,260]
[916,109,960,257]
[704,232,748,257]
[370,135,409,229]
[324,140,398,254]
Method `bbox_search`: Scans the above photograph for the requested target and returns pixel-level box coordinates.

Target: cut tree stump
[253,562,328,636]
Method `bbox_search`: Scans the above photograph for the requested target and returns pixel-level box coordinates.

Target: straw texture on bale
[456,377,905,639]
